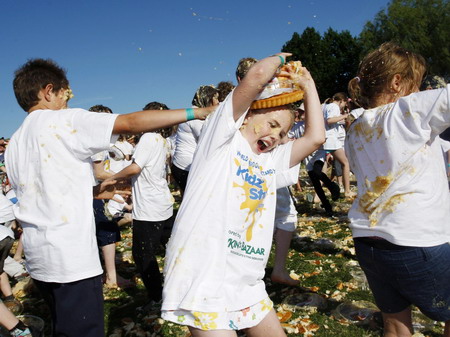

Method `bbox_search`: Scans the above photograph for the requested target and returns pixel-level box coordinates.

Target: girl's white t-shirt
[162,92,299,313]
[323,102,346,150]
[346,85,450,246]
[171,119,204,170]
[5,108,118,283]
[131,132,173,221]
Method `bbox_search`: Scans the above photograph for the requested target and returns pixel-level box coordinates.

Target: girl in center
[162,53,325,336]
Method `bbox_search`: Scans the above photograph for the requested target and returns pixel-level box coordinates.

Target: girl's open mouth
[257,140,269,152]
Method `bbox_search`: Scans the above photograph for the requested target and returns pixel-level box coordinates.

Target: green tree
[359,0,450,77]
[282,28,361,101]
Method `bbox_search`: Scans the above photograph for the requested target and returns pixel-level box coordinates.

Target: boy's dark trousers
[33,274,104,337]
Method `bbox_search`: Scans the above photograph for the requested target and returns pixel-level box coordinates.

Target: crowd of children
[0,41,449,337]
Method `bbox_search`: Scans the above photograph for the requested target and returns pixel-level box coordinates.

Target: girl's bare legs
[382,307,413,337]
[331,148,355,197]
[0,302,19,330]
[244,309,286,337]
[13,236,24,263]
[271,229,299,286]
[0,272,13,298]
[189,327,237,337]
[103,243,131,288]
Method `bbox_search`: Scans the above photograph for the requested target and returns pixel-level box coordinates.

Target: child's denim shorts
[354,237,450,321]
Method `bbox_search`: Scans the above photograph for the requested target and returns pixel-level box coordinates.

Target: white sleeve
[70,109,118,160]
[271,141,300,189]
[402,85,450,137]
[197,90,247,159]
[132,133,154,169]
[325,103,341,120]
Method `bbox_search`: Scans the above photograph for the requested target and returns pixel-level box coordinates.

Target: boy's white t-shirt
[0,194,14,223]
[323,102,345,150]
[5,108,118,283]
[162,92,299,313]
[171,119,204,170]
[131,132,173,221]
[345,85,450,246]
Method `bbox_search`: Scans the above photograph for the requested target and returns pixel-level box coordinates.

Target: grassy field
[8,177,445,337]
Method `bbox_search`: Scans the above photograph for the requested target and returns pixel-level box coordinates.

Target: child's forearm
[113,107,214,135]
[302,81,325,145]
[232,54,291,121]
[327,114,348,124]
[110,162,141,182]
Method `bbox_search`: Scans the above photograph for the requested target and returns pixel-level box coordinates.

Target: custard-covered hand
[276,61,313,91]
[291,67,315,92]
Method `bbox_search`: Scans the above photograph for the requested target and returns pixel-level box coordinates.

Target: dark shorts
[96,221,121,247]
[0,236,14,273]
[355,238,450,321]
[93,199,121,247]
[34,274,104,337]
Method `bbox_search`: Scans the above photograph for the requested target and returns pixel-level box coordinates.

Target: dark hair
[348,42,426,109]
[13,58,69,112]
[235,57,258,82]
[142,101,169,111]
[191,85,218,108]
[88,105,113,113]
[142,101,173,138]
[217,81,235,102]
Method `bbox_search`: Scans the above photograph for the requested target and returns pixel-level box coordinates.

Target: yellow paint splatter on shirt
[233,159,267,242]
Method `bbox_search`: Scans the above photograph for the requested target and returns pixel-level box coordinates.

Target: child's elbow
[311,133,326,149]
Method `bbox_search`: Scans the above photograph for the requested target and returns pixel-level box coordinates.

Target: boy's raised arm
[232,53,291,122]
[113,107,214,135]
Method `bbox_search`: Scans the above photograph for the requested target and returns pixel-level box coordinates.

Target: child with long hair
[346,42,450,336]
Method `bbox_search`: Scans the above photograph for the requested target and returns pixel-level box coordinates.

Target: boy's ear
[41,83,55,102]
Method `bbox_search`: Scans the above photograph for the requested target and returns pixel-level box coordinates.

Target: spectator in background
[171,85,219,195]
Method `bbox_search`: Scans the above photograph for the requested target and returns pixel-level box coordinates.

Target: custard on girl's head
[348,42,426,109]
[241,104,296,154]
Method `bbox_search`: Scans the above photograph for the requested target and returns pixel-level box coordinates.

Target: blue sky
[0,0,390,138]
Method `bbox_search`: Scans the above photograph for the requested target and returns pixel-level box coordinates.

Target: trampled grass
[8,177,445,337]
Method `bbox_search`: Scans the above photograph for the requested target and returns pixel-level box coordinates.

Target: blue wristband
[186,108,195,121]
[278,55,285,67]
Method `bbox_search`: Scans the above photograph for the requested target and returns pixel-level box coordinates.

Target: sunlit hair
[13,58,69,112]
[191,85,218,108]
[89,105,113,113]
[348,42,426,109]
[331,92,348,102]
[217,81,235,102]
[249,103,297,129]
[235,57,258,82]
[142,101,173,138]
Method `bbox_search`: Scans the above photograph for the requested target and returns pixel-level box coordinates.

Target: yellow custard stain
[233,159,267,242]
[359,174,393,227]
[253,123,263,134]
[359,173,411,227]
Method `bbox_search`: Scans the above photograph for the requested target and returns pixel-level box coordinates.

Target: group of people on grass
[0,42,449,337]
